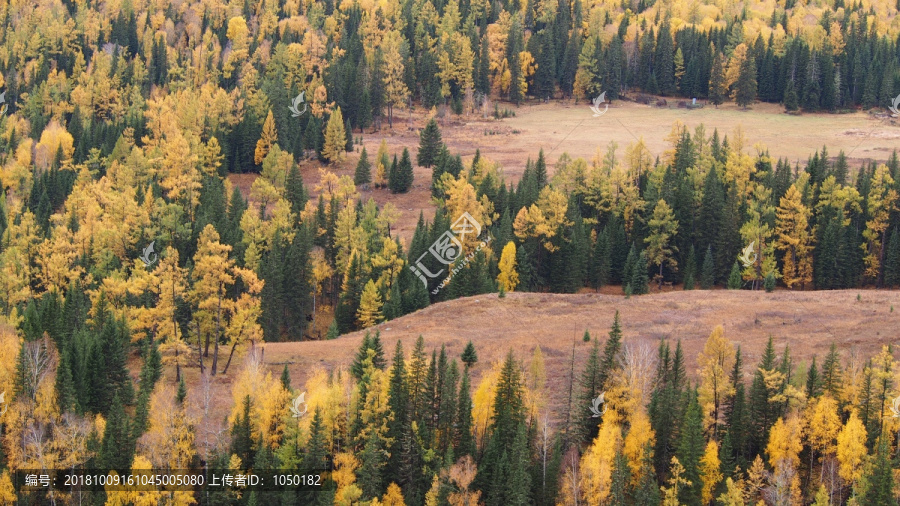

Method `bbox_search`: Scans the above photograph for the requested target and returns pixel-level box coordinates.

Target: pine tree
[862,436,894,504]
[323,107,348,165]
[884,228,900,287]
[683,245,696,290]
[389,148,414,193]
[701,246,716,288]
[351,331,387,380]
[455,370,475,458]
[631,251,650,295]
[417,119,442,168]
[709,52,727,107]
[576,336,603,445]
[735,52,758,108]
[676,391,704,505]
[727,261,743,289]
[599,311,623,389]
[100,394,135,472]
[176,377,187,404]
[822,343,843,398]
[354,146,372,186]
[461,341,478,369]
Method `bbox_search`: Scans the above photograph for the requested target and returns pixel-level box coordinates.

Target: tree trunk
[222,339,241,375]
[211,288,223,375]
[195,320,205,374]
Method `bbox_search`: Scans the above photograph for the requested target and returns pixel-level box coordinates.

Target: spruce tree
[354,146,372,186]
[821,343,843,399]
[610,448,630,506]
[676,390,704,505]
[389,148,414,193]
[747,337,779,457]
[631,251,650,295]
[576,337,603,445]
[863,437,894,504]
[417,119,442,168]
[709,52,726,107]
[598,311,623,389]
[700,246,716,288]
[727,261,743,289]
[735,52,758,108]
[461,341,478,369]
[100,394,135,472]
[884,228,900,287]
[683,245,696,290]
[455,370,475,458]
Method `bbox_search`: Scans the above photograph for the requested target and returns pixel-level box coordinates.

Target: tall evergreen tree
[417,119,443,168]
[354,146,372,186]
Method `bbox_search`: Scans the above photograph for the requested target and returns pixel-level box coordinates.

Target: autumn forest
[2,0,900,503]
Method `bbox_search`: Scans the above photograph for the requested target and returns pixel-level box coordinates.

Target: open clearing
[183,289,900,427]
[231,100,900,245]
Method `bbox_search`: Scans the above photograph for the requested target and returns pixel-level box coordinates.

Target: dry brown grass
[230,101,899,245]
[178,288,900,428]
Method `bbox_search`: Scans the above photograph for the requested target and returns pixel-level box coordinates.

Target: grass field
[181,288,900,429]
[231,100,900,245]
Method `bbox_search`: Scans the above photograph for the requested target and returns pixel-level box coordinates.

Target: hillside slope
[260,289,899,421]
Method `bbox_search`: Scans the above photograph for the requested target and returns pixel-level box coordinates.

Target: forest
[2,0,900,502]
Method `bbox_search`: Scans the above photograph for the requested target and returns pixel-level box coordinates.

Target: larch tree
[775,184,813,289]
[645,199,679,285]
[382,31,409,128]
[357,279,384,328]
[254,110,278,165]
[497,241,519,292]
[324,107,348,165]
[862,165,898,283]
[580,419,622,505]
[804,395,841,482]
[836,411,867,489]
[709,51,727,107]
[190,224,236,375]
[697,325,735,438]
[699,440,722,505]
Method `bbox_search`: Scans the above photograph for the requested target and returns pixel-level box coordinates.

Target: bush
[764,272,776,292]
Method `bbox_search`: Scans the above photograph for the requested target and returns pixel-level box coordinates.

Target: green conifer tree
[417,119,443,168]
[354,146,372,186]
[727,261,743,289]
